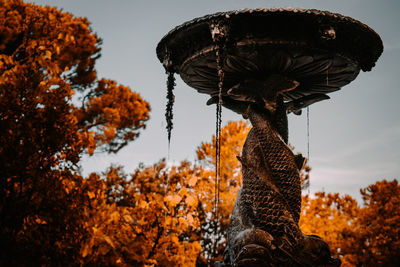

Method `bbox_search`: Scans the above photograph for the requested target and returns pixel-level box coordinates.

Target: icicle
[215,46,224,213]
[164,70,175,223]
[163,47,176,152]
[165,70,175,150]
[209,18,228,262]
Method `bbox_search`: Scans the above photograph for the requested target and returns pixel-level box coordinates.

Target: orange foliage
[0,0,149,265]
[300,180,400,266]
[77,121,251,266]
[197,120,250,180]
[79,163,204,266]
[343,180,400,266]
[74,79,150,154]
[300,193,359,261]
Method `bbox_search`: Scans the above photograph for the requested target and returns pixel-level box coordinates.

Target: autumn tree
[0,0,149,265]
[342,180,400,266]
[72,121,249,266]
[300,180,400,266]
[79,162,204,266]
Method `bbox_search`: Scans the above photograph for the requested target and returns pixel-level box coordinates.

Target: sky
[29,0,400,202]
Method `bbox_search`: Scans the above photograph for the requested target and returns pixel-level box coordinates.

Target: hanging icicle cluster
[165,70,175,147]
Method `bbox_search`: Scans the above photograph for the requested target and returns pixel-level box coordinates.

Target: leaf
[88,191,95,199]
[178,187,187,197]
[178,217,188,228]
[139,200,149,209]
[110,211,120,222]
[187,175,198,187]
[45,50,52,59]
[187,214,194,226]
[165,194,182,208]
[185,195,197,208]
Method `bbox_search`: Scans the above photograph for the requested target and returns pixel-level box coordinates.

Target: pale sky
[29,0,400,202]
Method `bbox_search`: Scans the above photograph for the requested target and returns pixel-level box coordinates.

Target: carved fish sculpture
[213,100,340,266]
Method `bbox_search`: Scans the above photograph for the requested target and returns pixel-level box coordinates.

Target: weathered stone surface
[216,101,340,267]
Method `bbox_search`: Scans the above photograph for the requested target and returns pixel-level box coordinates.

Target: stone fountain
[157,8,382,266]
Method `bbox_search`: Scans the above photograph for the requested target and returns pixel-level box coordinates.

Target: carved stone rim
[156,7,383,72]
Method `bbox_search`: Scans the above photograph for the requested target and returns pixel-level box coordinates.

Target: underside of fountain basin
[156,8,383,111]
